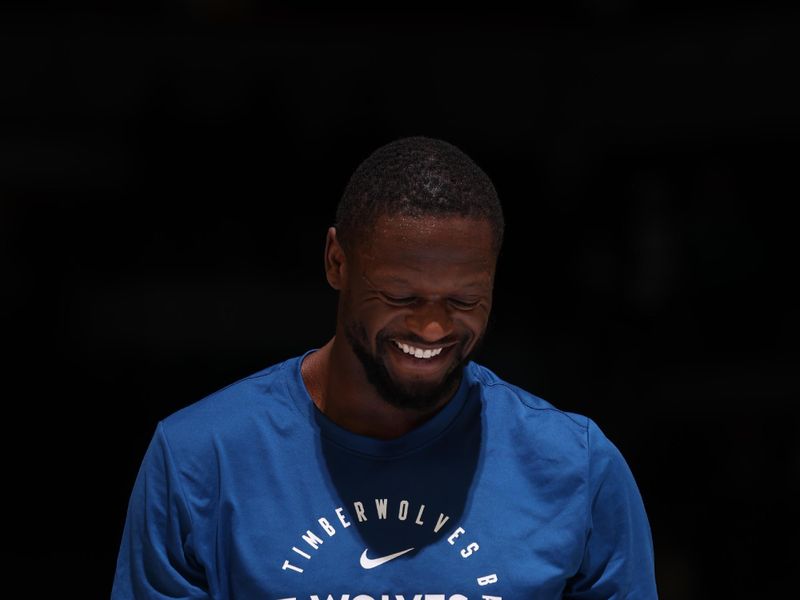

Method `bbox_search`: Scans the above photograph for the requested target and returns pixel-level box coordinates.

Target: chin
[374,347,467,412]
[345,320,480,412]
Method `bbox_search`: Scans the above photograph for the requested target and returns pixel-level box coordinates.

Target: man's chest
[200,448,588,600]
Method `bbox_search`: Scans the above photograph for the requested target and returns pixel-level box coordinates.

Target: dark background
[3,3,799,598]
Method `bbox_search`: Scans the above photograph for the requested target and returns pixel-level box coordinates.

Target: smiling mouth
[392,340,450,360]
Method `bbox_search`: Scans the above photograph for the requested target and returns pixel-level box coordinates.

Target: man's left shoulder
[466,362,635,478]
[467,361,591,433]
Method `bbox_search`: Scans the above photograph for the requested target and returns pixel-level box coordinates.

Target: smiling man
[112,137,658,599]
[307,213,495,436]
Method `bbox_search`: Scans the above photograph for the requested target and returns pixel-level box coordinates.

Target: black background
[3,3,799,598]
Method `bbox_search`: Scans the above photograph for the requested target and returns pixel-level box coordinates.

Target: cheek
[460,308,491,340]
[469,312,489,328]
[466,319,487,340]
[356,301,402,336]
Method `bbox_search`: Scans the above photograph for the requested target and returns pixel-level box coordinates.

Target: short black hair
[335,136,504,254]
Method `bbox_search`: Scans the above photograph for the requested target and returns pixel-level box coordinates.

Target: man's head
[334,136,504,256]
[326,136,504,412]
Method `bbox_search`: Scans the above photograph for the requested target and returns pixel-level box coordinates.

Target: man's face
[334,215,496,412]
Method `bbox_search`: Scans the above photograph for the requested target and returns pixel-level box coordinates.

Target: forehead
[354,215,496,287]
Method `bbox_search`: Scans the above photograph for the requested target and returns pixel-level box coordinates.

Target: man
[112,136,658,599]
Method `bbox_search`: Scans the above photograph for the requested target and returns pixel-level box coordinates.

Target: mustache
[377,331,467,347]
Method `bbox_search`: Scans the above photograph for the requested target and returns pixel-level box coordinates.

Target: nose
[405,300,454,342]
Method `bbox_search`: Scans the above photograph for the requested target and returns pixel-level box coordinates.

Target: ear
[324,227,347,290]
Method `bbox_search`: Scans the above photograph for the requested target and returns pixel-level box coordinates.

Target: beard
[344,320,482,412]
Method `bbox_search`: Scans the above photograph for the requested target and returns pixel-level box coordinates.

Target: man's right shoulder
[157,354,304,447]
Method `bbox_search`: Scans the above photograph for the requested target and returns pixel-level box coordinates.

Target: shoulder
[467,361,590,430]
[157,354,305,456]
[466,362,621,463]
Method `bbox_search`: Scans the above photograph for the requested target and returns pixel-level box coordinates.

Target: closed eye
[448,298,481,310]
[382,294,417,306]
[380,294,481,309]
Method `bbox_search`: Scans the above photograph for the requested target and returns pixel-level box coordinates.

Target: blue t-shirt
[112,352,657,599]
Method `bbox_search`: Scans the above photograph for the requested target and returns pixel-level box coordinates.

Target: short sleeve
[111,422,210,599]
[565,419,658,599]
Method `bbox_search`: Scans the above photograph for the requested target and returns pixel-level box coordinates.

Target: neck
[301,336,453,440]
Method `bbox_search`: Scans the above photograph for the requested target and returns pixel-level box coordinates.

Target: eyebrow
[363,272,491,291]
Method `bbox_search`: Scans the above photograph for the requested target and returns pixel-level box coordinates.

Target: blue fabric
[112,351,657,599]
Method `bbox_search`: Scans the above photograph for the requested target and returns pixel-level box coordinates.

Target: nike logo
[359,547,415,569]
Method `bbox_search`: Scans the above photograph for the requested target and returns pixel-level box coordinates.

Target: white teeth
[394,341,444,359]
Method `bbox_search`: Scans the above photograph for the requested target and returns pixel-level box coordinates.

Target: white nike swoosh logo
[359,547,415,569]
